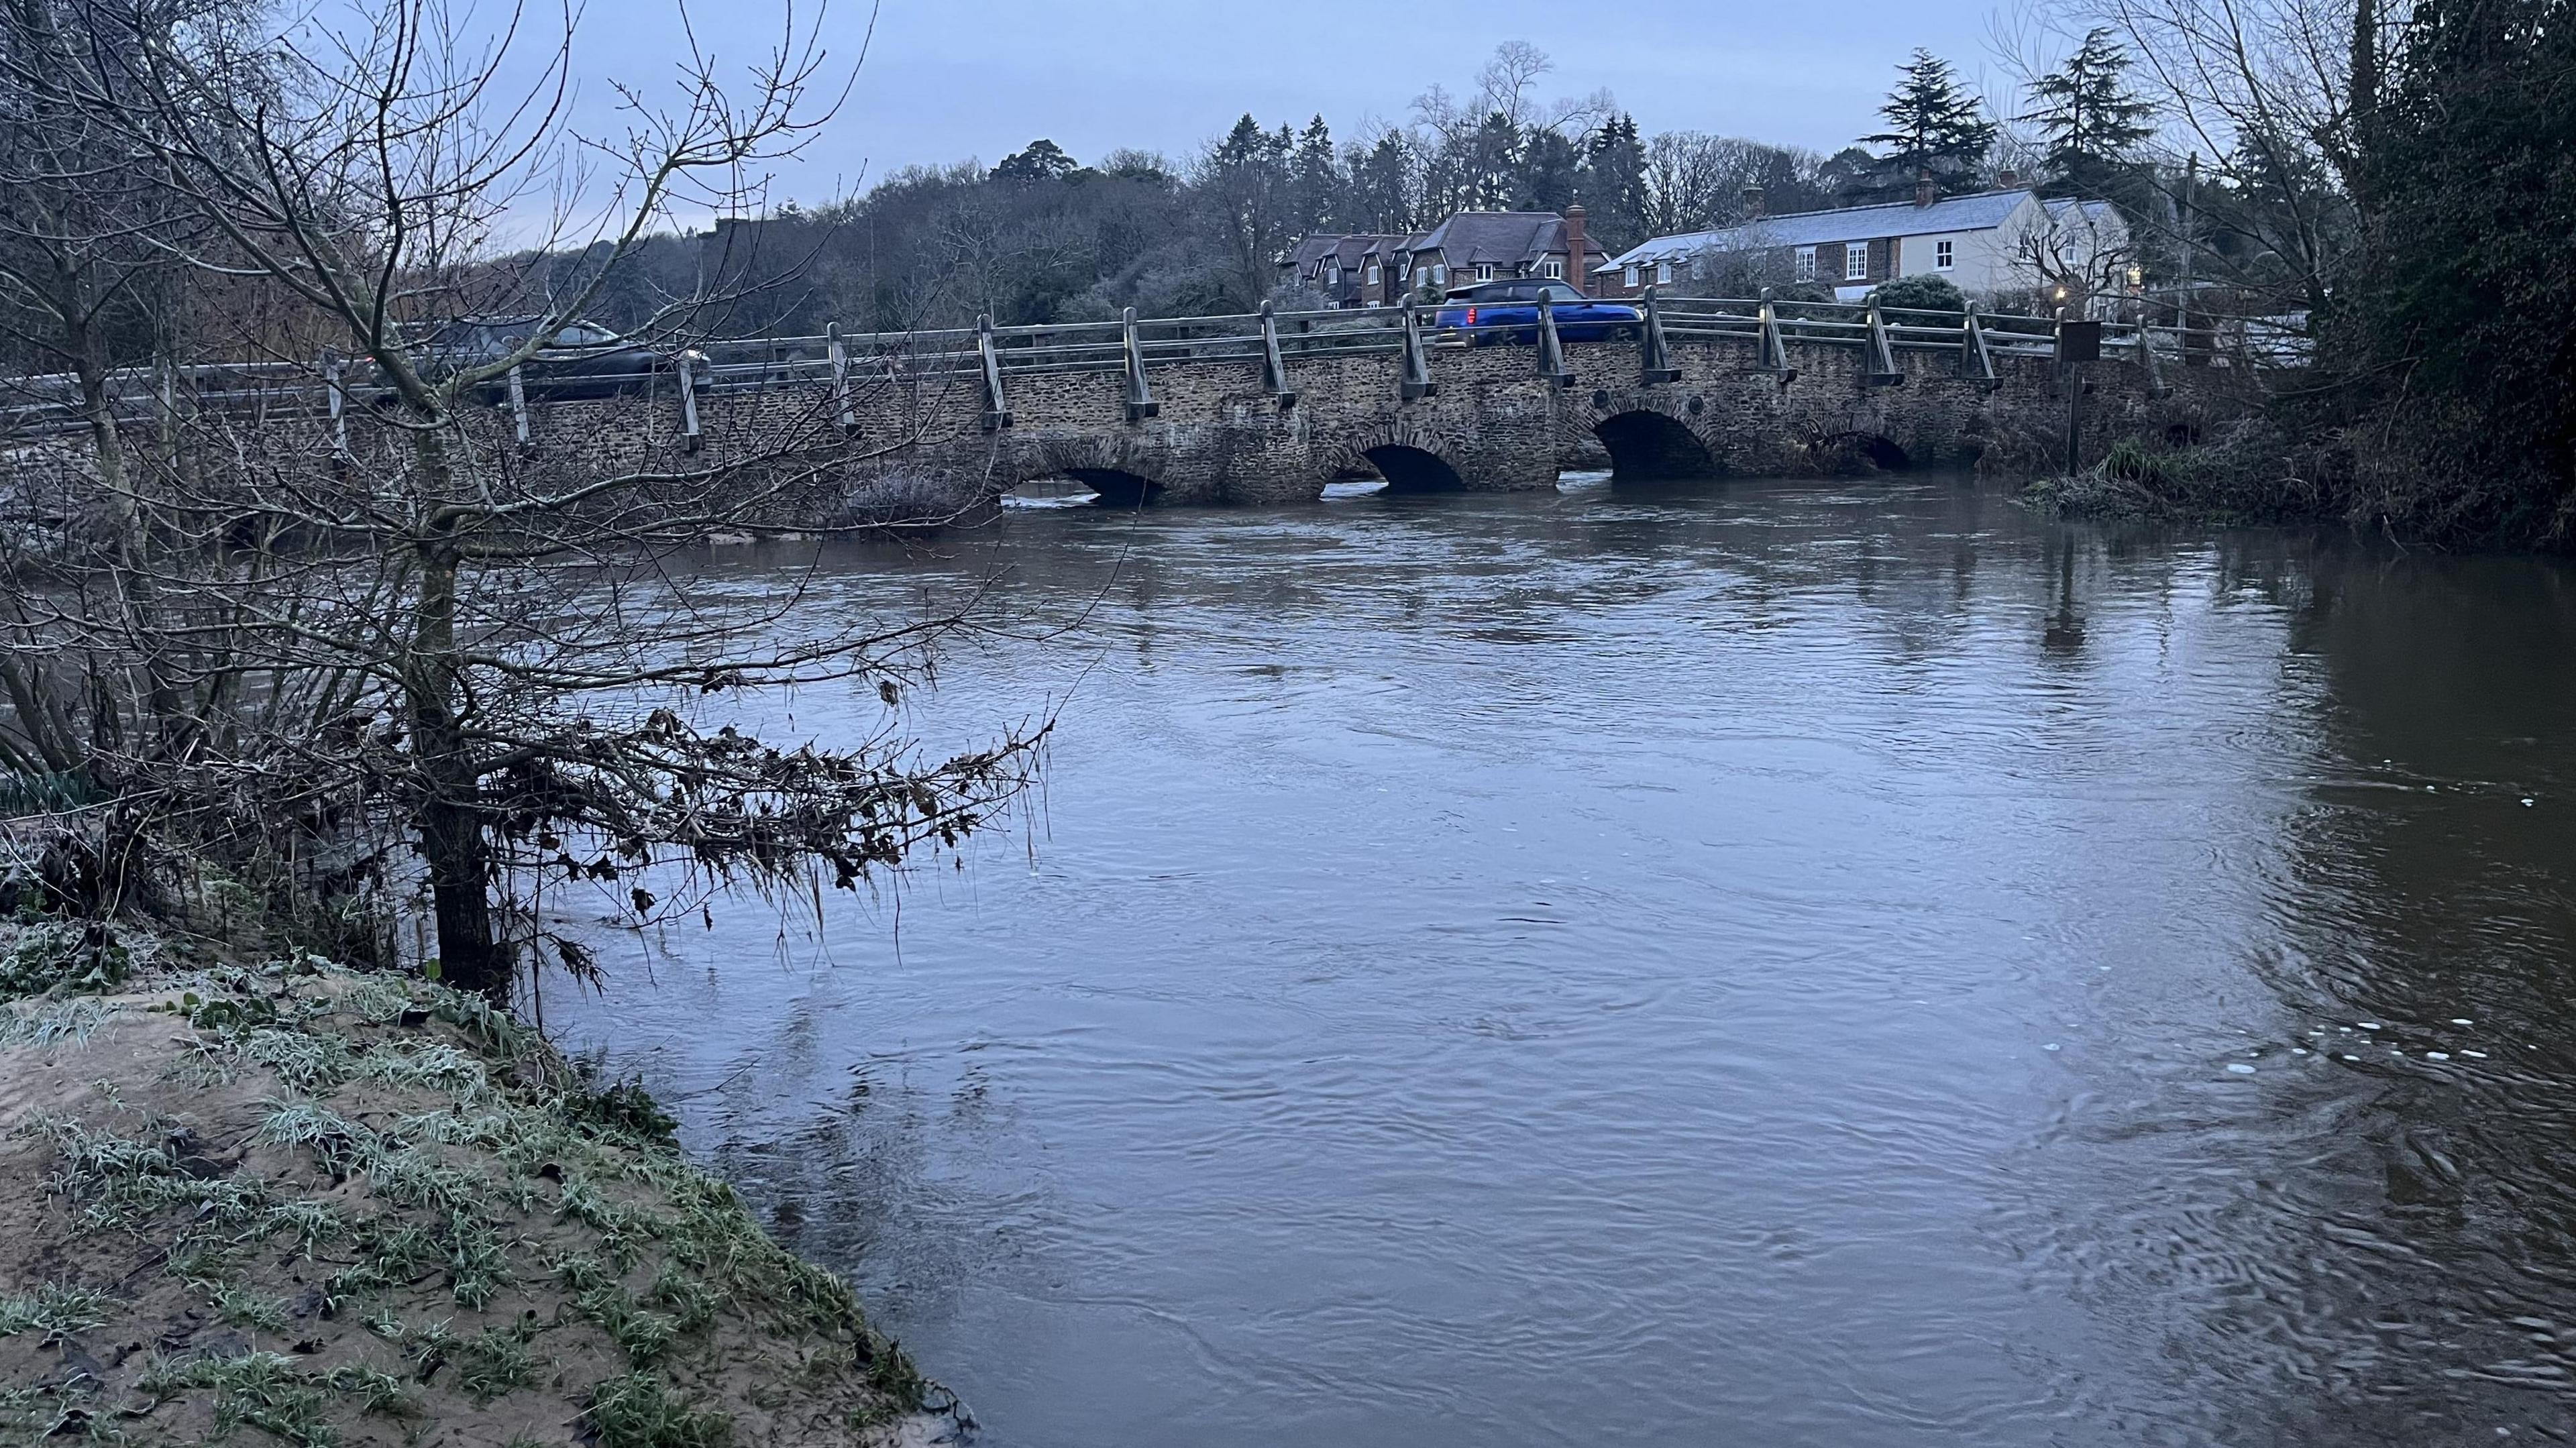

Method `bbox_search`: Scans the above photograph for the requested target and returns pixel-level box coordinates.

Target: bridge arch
[1014,435,1174,507]
[1320,422,1473,495]
[1810,431,1911,474]
[1063,468,1163,507]
[1580,391,1726,482]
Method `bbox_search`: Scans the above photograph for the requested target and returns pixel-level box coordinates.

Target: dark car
[1434,282,1641,345]
[384,318,706,402]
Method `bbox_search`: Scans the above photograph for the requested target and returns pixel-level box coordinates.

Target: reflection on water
[553,476,2576,1447]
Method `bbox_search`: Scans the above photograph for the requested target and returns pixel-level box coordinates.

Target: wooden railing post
[1864,299,1902,385]
[1638,286,1679,384]
[828,322,855,432]
[676,352,702,453]
[2134,319,2167,397]
[1399,298,1438,401]
[977,314,1010,432]
[1258,300,1296,408]
[1960,302,1998,387]
[1535,292,1572,386]
[1756,288,1794,379]
[323,355,350,461]
[506,364,531,445]
[1121,307,1159,422]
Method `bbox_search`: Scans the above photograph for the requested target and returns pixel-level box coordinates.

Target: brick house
[1283,233,1418,308]
[1283,207,1609,307]
[1593,184,2132,307]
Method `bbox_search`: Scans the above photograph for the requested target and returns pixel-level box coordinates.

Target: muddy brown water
[554,474,2576,1447]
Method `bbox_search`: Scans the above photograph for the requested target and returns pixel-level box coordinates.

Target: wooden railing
[1,290,2233,443]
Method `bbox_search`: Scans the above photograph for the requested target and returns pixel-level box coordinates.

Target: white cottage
[1595,184,2133,311]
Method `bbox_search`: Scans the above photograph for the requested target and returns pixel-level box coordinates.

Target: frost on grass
[1,958,931,1447]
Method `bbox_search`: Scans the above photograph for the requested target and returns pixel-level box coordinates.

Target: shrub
[1867,273,1966,313]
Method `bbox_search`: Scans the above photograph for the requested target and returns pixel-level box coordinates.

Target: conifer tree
[1576,114,1648,248]
[2019,29,2155,197]
[1860,51,1996,198]
[1291,115,1342,233]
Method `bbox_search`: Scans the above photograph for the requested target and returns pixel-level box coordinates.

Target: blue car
[1435,281,1641,345]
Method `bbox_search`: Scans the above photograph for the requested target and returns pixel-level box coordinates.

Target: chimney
[1998,168,2019,189]
[1741,185,1765,219]
[1915,171,1937,207]
[1563,205,1588,295]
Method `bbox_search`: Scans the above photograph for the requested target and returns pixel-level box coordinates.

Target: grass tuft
[0,1283,116,1345]
[585,1371,733,1448]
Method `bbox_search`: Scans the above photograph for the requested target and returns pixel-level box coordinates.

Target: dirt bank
[0,925,967,1446]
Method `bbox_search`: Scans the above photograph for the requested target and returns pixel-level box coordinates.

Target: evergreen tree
[991,139,1079,186]
[1576,114,1648,247]
[1463,111,1521,208]
[1199,115,1296,307]
[1512,127,1582,214]
[1817,146,1880,205]
[2019,29,2155,197]
[1860,51,1996,198]
[1348,131,1415,232]
[1290,115,1342,234]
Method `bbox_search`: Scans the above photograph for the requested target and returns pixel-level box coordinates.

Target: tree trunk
[404,433,507,999]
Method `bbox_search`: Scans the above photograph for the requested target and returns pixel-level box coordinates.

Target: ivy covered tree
[2019,29,2155,198]
[1860,50,1996,199]
[2334,0,2576,541]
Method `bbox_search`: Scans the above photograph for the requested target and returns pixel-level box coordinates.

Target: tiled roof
[1600,190,2040,271]
[1413,211,1607,268]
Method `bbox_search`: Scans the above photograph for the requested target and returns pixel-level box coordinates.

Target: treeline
[545,39,2169,336]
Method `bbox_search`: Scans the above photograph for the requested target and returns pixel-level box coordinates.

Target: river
[553,472,2576,1447]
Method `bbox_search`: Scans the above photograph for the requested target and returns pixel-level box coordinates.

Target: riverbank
[0,921,966,1447]
[2009,412,2576,548]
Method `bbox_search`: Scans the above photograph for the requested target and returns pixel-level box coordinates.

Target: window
[1624,264,1640,288]
[1366,262,1381,286]
[1935,239,1954,270]
[1431,264,1446,285]
[1794,246,1816,282]
[1656,261,1674,285]
[1476,264,1495,281]
[1541,258,1565,279]
[1845,242,1869,281]
[1326,265,1340,286]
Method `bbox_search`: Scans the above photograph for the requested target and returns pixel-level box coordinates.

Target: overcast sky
[529,0,2025,203]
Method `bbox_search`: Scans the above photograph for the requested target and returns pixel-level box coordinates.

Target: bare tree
[2033,0,2403,315]
[0,0,1037,999]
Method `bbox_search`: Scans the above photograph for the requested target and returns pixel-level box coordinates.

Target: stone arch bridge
[680,294,2174,506]
[3,294,2180,510]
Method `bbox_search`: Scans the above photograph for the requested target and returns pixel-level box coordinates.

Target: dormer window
[1624,264,1640,288]
[1656,261,1674,285]
[1476,264,1495,281]
[1326,264,1340,286]
[1541,258,1564,279]
[1366,262,1381,286]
